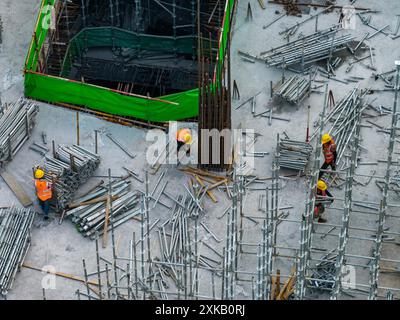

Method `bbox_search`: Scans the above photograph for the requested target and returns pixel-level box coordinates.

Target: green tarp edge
[25,0,56,71]
[25,72,199,122]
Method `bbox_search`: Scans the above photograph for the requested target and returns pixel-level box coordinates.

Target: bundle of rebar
[259,27,354,68]
[42,145,100,211]
[65,180,141,238]
[277,139,313,171]
[0,207,35,296]
[274,76,311,103]
[0,98,38,165]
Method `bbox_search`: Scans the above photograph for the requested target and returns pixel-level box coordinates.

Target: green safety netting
[61,27,199,77]
[24,0,235,122]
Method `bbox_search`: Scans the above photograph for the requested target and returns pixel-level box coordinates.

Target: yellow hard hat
[184,133,192,144]
[35,169,45,179]
[322,134,332,144]
[317,180,327,191]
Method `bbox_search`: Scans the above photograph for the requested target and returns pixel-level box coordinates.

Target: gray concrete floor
[0,0,399,300]
[231,0,400,299]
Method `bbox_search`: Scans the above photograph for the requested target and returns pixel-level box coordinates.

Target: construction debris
[0,99,38,166]
[273,0,302,16]
[308,254,337,291]
[0,207,35,296]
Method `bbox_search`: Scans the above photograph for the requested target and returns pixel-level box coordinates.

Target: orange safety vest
[176,128,191,143]
[323,140,336,164]
[35,179,53,201]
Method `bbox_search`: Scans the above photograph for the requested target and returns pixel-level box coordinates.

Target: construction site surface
[0,0,400,301]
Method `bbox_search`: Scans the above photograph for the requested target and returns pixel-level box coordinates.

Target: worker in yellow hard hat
[34,168,53,220]
[319,133,337,179]
[314,180,334,223]
[176,128,193,158]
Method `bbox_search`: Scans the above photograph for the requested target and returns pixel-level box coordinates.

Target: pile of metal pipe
[274,76,311,103]
[277,139,313,171]
[65,180,140,238]
[75,179,223,300]
[325,88,366,165]
[0,207,35,296]
[42,145,100,211]
[259,27,354,68]
[0,98,38,165]
[308,254,337,291]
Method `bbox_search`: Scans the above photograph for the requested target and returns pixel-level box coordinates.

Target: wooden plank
[194,175,218,203]
[208,179,228,191]
[102,196,110,248]
[187,172,217,184]
[276,265,295,300]
[180,166,228,181]
[270,276,277,300]
[1,171,33,207]
[69,195,119,208]
[270,269,281,300]
[22,263,99,286]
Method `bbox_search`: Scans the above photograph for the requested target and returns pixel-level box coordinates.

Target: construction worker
[338,9,345,24]
[314,180,334,223]
[34,168,53,220]
[319,133,337,179]
[176,128,193,156]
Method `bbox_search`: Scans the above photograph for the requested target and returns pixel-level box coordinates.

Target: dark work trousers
[38,199,50,217]
[319,161,336,179]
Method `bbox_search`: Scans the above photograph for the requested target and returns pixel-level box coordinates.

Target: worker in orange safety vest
[319,133,337,179]
[176,128,193,157]
[34,168,53,220]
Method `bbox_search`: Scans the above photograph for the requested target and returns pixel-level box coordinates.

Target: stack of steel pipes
[274,76,311,103]
[0,98,38,165]
[277,139,313,171]
[259,27,354,68]
[66,180,141,239]
[0,207,35,296]
[42,145,100,211]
